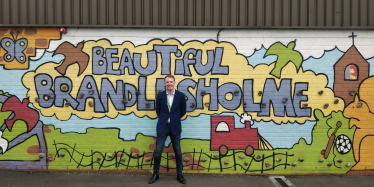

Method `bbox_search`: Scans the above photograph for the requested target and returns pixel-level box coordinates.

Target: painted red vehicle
[211,116,259,156]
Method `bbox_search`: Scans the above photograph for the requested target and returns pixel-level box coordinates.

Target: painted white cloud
[44,28,374,60]
[220,29,374,60]
[240,113,254,126]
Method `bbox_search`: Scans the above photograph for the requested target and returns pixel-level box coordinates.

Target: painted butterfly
[1,31,28,63]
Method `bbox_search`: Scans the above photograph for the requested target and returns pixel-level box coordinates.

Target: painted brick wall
[0,28,374,174]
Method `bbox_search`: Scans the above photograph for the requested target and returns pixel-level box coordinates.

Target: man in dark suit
[148,75,187,184]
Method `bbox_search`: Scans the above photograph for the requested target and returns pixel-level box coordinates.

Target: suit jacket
[156,90,187,135]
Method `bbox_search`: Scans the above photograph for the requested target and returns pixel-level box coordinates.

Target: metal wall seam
[0,0,373,29]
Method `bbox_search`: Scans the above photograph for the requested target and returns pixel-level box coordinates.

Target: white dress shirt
[166,89,175,123]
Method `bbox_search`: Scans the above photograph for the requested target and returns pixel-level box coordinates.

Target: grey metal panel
[351,0,359,27]
[134,0,142,26]
[1,0,374,29]
[10,0,19,24]
[273,0,280,27]
[178,0,184,26]
[0,0,11,24]
[117,0,123,25]
[143,0,150,26]
[360,0,368,27]
[82,0,90,25]
[0,0,2,24]
[282,0,290,26]
[369,0,374,27]
[29,0,37,24]
[73,0,81,25]
[291,0,299,26]
[229,0,236,26]
[2,0,11,24]
[247,0,255,26]
[213,0,219,26]
[308,0,317,27]
[257,0,264,26]
[171,0,178,26]
[20,0,28,24]
[195,0,201,26]
[98,0,106,25]
[221,0,228,26]
[63,0,72,25]
[264,0,272,26]
[317,0,325,26]
[204,0,211,26]
[240,0,248,26]
[343,0,350,27]
[334,0,342,27]
[126,0,133,25]
[108,0,116,25]
[150,0,157,25]
[55,0,63,25]
[46,0,54,25]
[165,0,169,26]
[325,0,333,26]
[300,0,307,26]
[188,0,194,26]
[37,0,45,25]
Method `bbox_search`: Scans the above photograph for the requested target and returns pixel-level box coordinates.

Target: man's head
[164,75,175,92]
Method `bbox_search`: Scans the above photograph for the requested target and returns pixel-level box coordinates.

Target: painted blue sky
[247,46,345,89]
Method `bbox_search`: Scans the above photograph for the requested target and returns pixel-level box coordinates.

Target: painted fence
[0,28,374,174]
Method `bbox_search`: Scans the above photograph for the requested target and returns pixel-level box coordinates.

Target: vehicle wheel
[219,145,228,156]
[245,145,254,156]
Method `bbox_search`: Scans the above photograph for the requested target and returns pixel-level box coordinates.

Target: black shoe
[148,174,159,184]
[177,174,186,184]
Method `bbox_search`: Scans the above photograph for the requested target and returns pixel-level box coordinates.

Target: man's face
[164,77,175,91]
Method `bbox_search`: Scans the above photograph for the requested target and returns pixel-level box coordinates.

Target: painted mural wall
[1,28,374,174]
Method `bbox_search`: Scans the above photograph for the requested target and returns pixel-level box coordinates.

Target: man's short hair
[164,75,175,81]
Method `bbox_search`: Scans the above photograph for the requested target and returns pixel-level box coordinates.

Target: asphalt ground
[1,171,373,187]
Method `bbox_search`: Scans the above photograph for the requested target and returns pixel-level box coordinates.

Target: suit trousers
[153,123,183,174]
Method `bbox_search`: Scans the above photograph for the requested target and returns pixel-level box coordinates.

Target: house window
[345,64,358,80]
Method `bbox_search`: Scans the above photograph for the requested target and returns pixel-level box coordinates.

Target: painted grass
[44,109,356,174]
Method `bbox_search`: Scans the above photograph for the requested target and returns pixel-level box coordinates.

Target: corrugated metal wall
[0,0,373,29]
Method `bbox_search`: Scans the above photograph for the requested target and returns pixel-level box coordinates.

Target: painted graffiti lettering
[243,79,260,112]
[154,45,228,76]
[92,45,227,76]
[293,83,311,117]
[177,78,197,112]
[101,79,125,111]
[35,74,55,108]
[137,76,155,111]
[196,79,218,110]
[218,83,242,110]
[34,74,155,112]
[34,74,310,117]
[92,47,157,76]
[258,79,296,117]
[54,76,78,109]
[76,75,105,112]
[257,79,311,117]
[175,48,226,76]
[154,45,179,75]
[25,38,332,124]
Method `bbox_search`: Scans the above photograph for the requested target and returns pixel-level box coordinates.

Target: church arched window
[345,64,358,80]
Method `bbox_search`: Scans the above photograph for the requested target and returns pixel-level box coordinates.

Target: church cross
[349,32,357,45]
